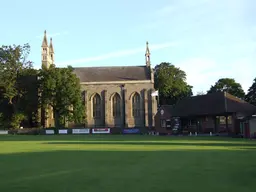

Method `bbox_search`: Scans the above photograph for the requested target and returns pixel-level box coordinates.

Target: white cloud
[139,0,255,95]
[177,57,255,94]
[57,41,179,66]
[177,58,219,92]
[225,58,255,92]
[36,31,69,39]
[154,0,256,95]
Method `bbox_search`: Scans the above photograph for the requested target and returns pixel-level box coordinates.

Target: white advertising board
[45,130,54,135]
[72,129,90,134]
[0,130,8,135]
[58,129,68,134]
[92,128,110,134]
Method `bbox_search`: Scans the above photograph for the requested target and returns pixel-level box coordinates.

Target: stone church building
[41,31,157,128]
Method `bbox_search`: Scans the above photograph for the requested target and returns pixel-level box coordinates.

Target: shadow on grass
[0,135,252,142]
[43,141,256,148]
[0,150,256,192]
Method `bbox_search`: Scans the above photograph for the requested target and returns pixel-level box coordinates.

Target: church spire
[49,37,55,64]
[42,30,48,47]
[49,38,54,53]
[145,41,151,67]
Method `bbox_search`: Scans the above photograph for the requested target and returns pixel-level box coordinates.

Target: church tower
[41,30,54,68]
[40,30,55,128]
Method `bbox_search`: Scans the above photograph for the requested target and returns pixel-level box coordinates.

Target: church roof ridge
[73,65,146,69]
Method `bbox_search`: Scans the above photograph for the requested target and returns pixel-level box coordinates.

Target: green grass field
[0,135,256,192]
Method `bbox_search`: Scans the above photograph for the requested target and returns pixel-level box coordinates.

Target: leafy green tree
[154,62,193,105]
[39,65,85,128]
[0,44,33,128]
[207,78,245,99]
[245,78,256,105]
[10,113,27,129]
[0,44,32,106]
[18,68,41,127]
[0,113,3,129]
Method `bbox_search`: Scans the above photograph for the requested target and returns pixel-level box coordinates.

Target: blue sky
[1,0,256,94]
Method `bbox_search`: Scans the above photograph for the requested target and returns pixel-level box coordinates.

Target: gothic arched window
[92,93,101,118]
[132,92,140,117]
[112,93,121,117]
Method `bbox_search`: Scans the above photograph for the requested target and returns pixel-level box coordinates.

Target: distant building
[41,31,157,128]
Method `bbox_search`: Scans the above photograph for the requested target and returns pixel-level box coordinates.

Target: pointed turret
[49,37,55,64]
[41,30,48,47]
[41,30,51,68]
[49,38,54,53]
[145,41,151,67]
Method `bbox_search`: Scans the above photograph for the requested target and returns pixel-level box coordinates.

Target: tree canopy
[0,44,34,128]
[154,62,193,105]
[38,65,85,128]
[0,44,32,105]
[0,43,86,129]
[245,78,256,106]
[207,78,245,99]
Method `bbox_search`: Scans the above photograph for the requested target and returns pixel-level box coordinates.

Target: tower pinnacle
[42,30,48,47]
[49,38,54,53]
[145,41,150,67]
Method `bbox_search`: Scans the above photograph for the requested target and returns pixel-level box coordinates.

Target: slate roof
[73,66,151,82]
[159,92,256,117]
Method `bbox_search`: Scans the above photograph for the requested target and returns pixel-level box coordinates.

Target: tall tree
[154,62,193,105]
[207,78,245,99]
[245,78,256,106]
[39,65,85,128]
[0,44,33,128]
[0,113,3,128]
[0,44,32,105]
[18,68,41,127]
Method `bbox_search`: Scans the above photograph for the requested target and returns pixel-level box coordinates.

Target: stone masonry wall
[81,82,157,128]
